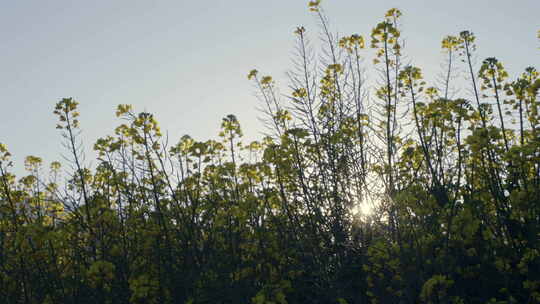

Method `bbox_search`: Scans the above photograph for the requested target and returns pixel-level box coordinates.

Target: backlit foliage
[1,2,539,303]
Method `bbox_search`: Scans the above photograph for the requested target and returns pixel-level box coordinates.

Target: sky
[1,0,539,176]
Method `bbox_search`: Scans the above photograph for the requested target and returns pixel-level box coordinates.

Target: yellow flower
[247,69,258,80]
[261,76,273,85]
[294,26,306,35]
[308,0,321,12]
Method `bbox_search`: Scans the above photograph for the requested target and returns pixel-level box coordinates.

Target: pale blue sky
[1,0,538,175]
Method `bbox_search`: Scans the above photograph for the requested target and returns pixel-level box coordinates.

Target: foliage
[1,2,539,303]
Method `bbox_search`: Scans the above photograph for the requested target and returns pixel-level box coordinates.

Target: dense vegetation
[1,2,539,303]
